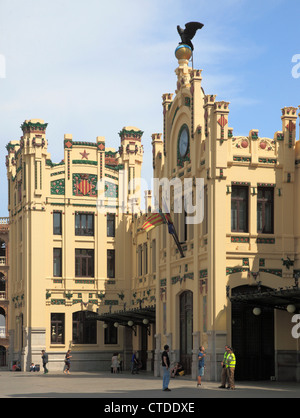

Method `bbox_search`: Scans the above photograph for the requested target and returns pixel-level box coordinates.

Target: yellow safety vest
[226,353,236,368]
[223,351,229,362]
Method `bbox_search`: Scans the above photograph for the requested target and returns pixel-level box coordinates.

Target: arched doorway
[180,291,193,374]
[231,285,275,380]
[0,307,5,338]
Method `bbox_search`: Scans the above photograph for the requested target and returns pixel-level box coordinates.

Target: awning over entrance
[230,286,300,311]
[86,306,156,326]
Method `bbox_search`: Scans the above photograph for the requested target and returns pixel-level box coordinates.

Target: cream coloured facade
[6,121,146,371]
[6,45,300,381]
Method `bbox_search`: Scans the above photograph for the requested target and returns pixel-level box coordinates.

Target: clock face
[179,126,189,157]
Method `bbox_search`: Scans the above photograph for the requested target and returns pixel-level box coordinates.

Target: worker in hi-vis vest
[219,345,229,388]
[225,347,236,390]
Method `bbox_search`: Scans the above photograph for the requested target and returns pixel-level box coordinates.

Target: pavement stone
[0,370,300,400]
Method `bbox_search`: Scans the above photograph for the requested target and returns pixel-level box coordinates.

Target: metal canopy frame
[86,306,156,326]
[230,286,300,311]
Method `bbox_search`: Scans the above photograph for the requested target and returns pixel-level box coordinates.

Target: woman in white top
[111,353,119,373]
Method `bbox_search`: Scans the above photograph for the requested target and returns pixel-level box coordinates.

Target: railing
[0,292,6,300]
[0,257,6,266]
[0,218,9,225]
[0,327,5,338]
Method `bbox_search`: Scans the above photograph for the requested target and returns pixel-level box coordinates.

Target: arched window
[0,307,6,338]
[0,240,6,264]
[0,274,5,293]
[72,311,97,344]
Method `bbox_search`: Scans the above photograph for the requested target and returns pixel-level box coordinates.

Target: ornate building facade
[0,217,9,367]
[6,121,147,371]
[6,44,300,381]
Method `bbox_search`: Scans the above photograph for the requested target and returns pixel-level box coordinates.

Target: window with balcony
[0,240,6,266]
[0,308,5,338]
[0,274,5,300]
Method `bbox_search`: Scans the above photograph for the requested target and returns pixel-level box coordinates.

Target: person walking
[219,345,229,388]
[197,346,206,387]
[41,350,49,374]
[162,345,171,392]
[117,352,122,373]
[225,347,236,390]
[64,349,72,374]
[131,351,139,374]
[111,352,118,374]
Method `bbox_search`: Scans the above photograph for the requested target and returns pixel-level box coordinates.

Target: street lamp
[253,307,261,316]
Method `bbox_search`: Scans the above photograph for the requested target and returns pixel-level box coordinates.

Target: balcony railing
[0,218,9,224]
[0,291,6,300]
[0,257,6,266]
[0,327,6,338]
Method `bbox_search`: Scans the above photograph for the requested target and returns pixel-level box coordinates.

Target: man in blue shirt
[197,346,206,387]
[162,345,171,391]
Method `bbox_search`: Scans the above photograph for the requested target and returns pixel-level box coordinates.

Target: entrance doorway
[180,291,193,374]
[232,286,275,380]
[0,346,6,367]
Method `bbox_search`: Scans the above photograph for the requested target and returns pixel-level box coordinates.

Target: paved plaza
[0,370,299,399]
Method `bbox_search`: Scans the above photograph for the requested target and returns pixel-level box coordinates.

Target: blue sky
[0,0,299,216]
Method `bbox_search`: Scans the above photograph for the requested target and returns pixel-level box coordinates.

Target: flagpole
[160,206,185,258]
[171,225,185,258]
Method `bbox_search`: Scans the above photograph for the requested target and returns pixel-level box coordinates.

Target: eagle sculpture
[177,22,204,51]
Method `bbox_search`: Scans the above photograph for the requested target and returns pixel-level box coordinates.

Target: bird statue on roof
[177,21,204,51]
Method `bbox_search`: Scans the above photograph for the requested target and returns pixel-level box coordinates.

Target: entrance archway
[231,285,275,380]
[180,291,193,374]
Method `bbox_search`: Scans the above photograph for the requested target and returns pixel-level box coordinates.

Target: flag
[161,212,175,235]
[141,208,185,258]
[141,213,164,232]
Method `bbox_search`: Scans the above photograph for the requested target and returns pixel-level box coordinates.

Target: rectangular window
[73,311,96,344]
[107,249,115,278]
[53,248,62,277]
[75,249,94,277]
[107,213,115,237]
[231,186,249,232]
[152,240,156,273]
[75,213,94,236]
[53,211,62,235]
[143,243,148,275]
[104,322,118,345]
[51,313,65,344]
[138,245,143,276]
[257,187,274,233]
[203,186,208,235]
